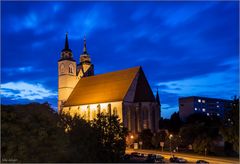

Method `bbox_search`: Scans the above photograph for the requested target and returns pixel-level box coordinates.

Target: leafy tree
[1,103,69,163]
[159,112,183,134]
[2,104,129,162]
[192,134,212,154]
[139,129,153,149]
[59,113,99,162]
[179,113,221,154]
[169,112,183,133]
[91,113,128,162]
[220,97,239,154]
[151,130,168,148]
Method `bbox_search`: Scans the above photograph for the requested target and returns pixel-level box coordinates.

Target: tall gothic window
[92,110,96,120]
[143,108,148,129]
[113,107,117,116]
[60,64,65,74]
[127,109,131,131]
[83,110,86,119]
[108,104,111,115]
[69,64,73,74]
[97,104,101,115]
[87,105,90,120]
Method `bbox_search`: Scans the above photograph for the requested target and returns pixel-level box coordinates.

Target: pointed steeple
[83,35,88,54]
[62,32,72,52]
[65,32,69,50]
[59,33,74,61]
[156,87,161,106]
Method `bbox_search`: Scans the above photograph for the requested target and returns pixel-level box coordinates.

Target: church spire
[59,33,74,61]
[83,35,88,54]
[156,87,161,106]
[65,32,69,50]
[62,32,72,52]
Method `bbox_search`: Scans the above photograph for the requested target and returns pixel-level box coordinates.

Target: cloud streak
[1,82,57,101]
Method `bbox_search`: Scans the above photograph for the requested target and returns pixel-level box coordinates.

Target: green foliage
[91,113,128,162]
[179,113,221,155]
[139,129,153,149]
[159,112,183,134]
[192,134,212,154]
[59,113,99,162]
[1,103,69,163]
[220,107,239,154]
[1,104,128,163]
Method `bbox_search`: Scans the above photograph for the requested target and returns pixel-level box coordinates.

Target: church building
[58,33,161,135]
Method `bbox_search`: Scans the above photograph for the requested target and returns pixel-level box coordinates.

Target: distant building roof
[64,66,141,106]
[179,96,232,102]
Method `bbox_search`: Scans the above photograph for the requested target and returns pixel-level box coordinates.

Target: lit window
[113,107,117,116]
[92,110,96,119]
[202,100,205,103]
[207,113,210,116]
[198,99,201,103]
[202,108,206,112]
[194,108,197,111]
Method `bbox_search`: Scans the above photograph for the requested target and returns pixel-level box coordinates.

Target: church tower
[77,36,94,78]
[58,33,78,112]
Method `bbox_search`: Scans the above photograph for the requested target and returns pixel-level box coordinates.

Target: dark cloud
[1,1,238,118]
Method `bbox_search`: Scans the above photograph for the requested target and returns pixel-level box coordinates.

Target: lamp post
[169,134,173,155]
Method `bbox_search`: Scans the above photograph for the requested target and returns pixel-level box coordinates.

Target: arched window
[69,64,74,74]
[113,107,117,116]
[83,110,86,119]
[92,110,96,120]
[108,104,111,115]
[97,104,101,115]
[87,105,90,120]
[60,64,65,74]
[143,108,148,129]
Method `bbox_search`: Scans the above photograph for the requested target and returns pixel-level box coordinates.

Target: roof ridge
[79,66,141,80]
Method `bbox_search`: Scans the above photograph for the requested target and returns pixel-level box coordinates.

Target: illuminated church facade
[58,34,161,134]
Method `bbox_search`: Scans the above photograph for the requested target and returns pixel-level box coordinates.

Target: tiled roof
[64,66,140,106]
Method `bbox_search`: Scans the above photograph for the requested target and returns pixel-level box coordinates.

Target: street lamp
[169,134,173,155]
[130,135,134,139]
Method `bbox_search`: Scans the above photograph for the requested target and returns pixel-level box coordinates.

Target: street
[126,149,239,164]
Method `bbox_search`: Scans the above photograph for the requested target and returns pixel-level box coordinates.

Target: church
[58,33,161,135]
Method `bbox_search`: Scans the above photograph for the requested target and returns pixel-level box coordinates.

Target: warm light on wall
[62,101,123,121]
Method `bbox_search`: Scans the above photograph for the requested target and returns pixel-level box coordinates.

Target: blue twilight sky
[1,1,239,118]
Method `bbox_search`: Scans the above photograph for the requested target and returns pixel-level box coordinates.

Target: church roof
[64,66,141,106]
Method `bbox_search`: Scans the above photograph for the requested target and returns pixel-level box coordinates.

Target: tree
[169,112,183,133]
[159,112,183,134]
[1,103,69,163]
[139,129,153,149]
[179,113,221,154]
[59,113,99,162]
[91,113,128,162]
[220,97,239,154]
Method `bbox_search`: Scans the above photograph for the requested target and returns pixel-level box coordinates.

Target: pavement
[126,148,239,164]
